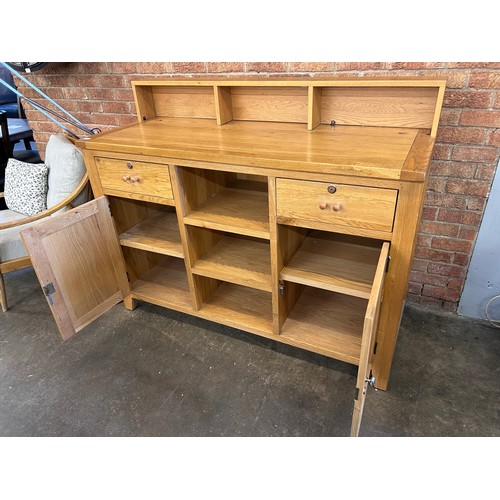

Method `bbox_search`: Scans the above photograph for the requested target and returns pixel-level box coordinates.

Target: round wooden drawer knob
[332,203,342,212]
[127,162,133,169]
[319,202,328,210]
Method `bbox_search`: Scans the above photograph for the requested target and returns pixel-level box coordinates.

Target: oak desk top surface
[78,118,434,182]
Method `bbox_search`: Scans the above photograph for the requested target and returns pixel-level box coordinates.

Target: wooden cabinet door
[351,242,390,437]
[21,196,130,340]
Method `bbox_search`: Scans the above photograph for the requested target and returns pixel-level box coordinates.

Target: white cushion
[3,159,49,216]
[0,209,31,262]
[45,134,87,210]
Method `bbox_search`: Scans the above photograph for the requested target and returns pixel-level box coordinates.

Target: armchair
[0,134,89,311]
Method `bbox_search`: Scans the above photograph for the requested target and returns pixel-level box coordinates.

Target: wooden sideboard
[21,77,446,436]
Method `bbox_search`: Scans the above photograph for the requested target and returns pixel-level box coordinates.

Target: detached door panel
[21,196,129,340]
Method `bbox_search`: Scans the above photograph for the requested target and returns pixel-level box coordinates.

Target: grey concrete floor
[1,267,499,437]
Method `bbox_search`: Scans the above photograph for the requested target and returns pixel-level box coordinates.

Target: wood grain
[131,256,193,312]
[281,232,383,299]
[276,178,398,233]
[184,186,270,239]
[152,86,216,119]
[81,118,420,181]
[351,242,389,436]
[20,197,129,340]
[95,157,173,201]
[119,208,183,257]
[320,87,439,129]
[280,287,366,365]
[191,233,272,292]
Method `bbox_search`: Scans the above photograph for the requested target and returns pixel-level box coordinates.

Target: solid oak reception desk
[22,77,446,436]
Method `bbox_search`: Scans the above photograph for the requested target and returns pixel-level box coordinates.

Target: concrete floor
[1,267,499,437]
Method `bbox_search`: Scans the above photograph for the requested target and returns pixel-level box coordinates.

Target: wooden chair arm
[0,173,89,231]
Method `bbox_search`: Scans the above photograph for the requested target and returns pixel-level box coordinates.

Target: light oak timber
[230,86,308,124]
[119,208,183,258]
[20,197,130,340]
[276,178,398,233]
[48,77,446,434]
[95,156,174,202]
[351,242,389,436]
[280,287,366,365]
[281,232,383,299]
[132,85,156,121]
[80,119,421,181]
[200,282,274,336]
[190,233,272,292]
[183,185,270,239]
[130,256,193,312]
[152,86,216,120]
[320,87,439,129]
[372,180,429,390]
[89,151,404,190]
[214,86,233,125]
[168,165,208,311]
[308,86,322,130]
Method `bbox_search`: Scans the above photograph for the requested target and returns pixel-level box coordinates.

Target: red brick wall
[14,62,500,312]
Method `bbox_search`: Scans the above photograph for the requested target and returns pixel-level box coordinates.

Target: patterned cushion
[3,158,49,216]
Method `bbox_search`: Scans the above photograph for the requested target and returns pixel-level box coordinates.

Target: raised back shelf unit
[22,76,446,437]
[132,78,446,135]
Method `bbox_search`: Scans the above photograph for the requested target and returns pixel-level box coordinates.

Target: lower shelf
[130,256,193,313]
[280,287,367,365]
[201,282,274,336]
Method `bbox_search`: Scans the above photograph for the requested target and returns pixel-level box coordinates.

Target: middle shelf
[188,228,272,292]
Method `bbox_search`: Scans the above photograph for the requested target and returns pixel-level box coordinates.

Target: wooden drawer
[276,178,397,233]
[95,157,173,201]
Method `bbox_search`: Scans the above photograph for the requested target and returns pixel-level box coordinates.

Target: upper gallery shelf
[131,77,446,136]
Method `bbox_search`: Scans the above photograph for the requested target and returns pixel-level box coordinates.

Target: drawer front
[276,178,397,233]
[95,157,173,200]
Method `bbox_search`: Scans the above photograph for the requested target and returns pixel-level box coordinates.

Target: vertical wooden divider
[308,86,322,130]
[132,84,157,122]
[214,85,233,125]
[268,176,281,336]
[168,164,208,311]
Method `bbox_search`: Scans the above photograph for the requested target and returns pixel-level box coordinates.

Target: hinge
[42,282,56,305]
[373,342,378,355]
[385,255,391,273]
[278,281,285,296]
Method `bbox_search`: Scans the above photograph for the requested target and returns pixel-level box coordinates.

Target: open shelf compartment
[280,285,367,365]
[199,279,274,336]
[119,206,183,258]
[178,168,270,239]
[129,254,193,312]
[187,226,272,292]
[280,230,385,299]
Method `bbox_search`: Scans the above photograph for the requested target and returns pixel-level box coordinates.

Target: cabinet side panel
[372,181,427,389]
